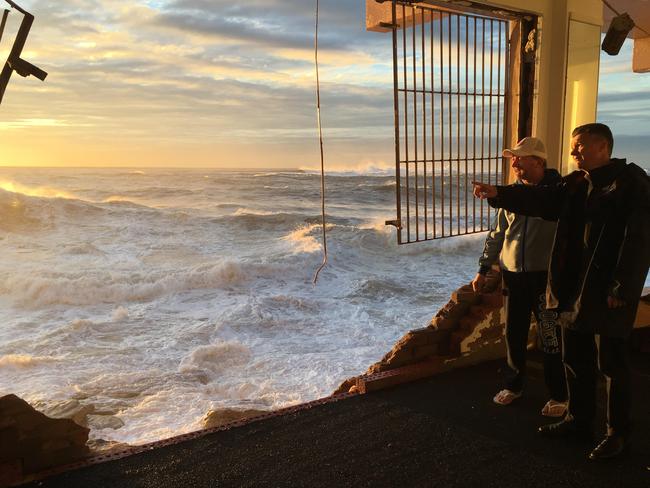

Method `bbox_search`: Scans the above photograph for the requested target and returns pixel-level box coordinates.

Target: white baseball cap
[502,137,547,160]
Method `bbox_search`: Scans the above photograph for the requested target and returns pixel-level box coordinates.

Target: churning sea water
[0,166,485,445]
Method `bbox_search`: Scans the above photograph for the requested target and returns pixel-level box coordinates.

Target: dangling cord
[602,0,621,15]
[312,0,328,284]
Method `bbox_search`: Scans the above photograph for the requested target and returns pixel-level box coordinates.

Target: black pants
[502,270,567,401]
[562,327,631,436]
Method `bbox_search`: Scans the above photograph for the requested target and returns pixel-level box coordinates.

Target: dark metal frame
[0,0,48,105]
[387,1,511,244]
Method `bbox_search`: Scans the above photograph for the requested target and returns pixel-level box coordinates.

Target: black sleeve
[487,182,565,221]
[609,173,650,302]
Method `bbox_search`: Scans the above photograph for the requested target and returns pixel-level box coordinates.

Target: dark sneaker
[538,419,593,442]
[588,435,626,461]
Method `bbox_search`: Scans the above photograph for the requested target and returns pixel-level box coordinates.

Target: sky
[0,0,648,168]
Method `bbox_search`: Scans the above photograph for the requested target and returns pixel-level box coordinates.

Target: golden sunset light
[1,1,649,486]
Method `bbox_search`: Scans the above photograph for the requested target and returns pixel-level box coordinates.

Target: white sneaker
[541,399,567,417]
[493,389,522,406]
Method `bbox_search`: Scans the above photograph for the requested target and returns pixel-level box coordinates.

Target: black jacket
[489,159,650,337]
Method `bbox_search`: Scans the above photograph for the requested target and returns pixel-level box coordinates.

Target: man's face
[570,133,608,171]
[511,155,542,182]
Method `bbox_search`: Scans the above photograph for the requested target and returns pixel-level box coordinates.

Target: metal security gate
[387,1,510,244]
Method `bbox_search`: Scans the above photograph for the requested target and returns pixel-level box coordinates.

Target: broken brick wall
[333,269,506,395]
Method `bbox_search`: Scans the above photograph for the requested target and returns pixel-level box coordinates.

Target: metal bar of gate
[456,14,461,235]
[496,21,502,201]
[402,2,410,241]
[503,17,511,184]
[391,1,402,244]
[479,19,485,230]
[465,15,469,233]
[439,10,445,238]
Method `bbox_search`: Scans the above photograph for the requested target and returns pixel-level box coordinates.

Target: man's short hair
[572,123,614,156]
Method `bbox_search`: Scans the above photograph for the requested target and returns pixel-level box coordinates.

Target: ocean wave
[179,341,252,376]
[216,211,331,231]
[64,243,106,256]
[350,278,408,298]
[250,170,310,178]
[112,306,129,322]
[298,161,393,176]
[102,195,143,205]
[0,191,47,231]
[233,208,278,216]
[0,354,56,368]
[357,179,395,187]
[356,180,396,193]
[0,180,77,199]
[213,203,242,209]
[2,260,259,308]
[0,188,106,229]
[281,224,324,254]
[69,318,96,331]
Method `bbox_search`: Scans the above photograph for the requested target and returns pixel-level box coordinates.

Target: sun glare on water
[0,180,75,199]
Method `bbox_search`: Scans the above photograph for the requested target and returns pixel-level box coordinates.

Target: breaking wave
[179,341,252,376]
[0,180,77,199]
[2,260,259,308]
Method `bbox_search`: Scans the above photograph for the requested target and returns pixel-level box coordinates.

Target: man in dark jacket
[472,137,567,416]
[472,123,650,461]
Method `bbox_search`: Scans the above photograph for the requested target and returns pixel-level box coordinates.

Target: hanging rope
[602,0,621,16]
[602,0,650,37]
[312,0,328,285]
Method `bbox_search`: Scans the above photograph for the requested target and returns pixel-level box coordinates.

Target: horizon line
[0,165,307,171]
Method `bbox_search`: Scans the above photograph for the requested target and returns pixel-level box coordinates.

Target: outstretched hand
[607,296,626,309]
[472,181,497,199]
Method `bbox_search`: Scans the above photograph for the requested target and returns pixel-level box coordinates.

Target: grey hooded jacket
[478,169,560,275]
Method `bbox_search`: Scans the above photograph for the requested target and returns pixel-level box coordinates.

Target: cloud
[0,118,72,129]
[598,90,650,104]
[0,0,396,152]
[0,1,648,168]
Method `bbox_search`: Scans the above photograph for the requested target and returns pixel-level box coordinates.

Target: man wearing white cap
[472,136,567,417]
